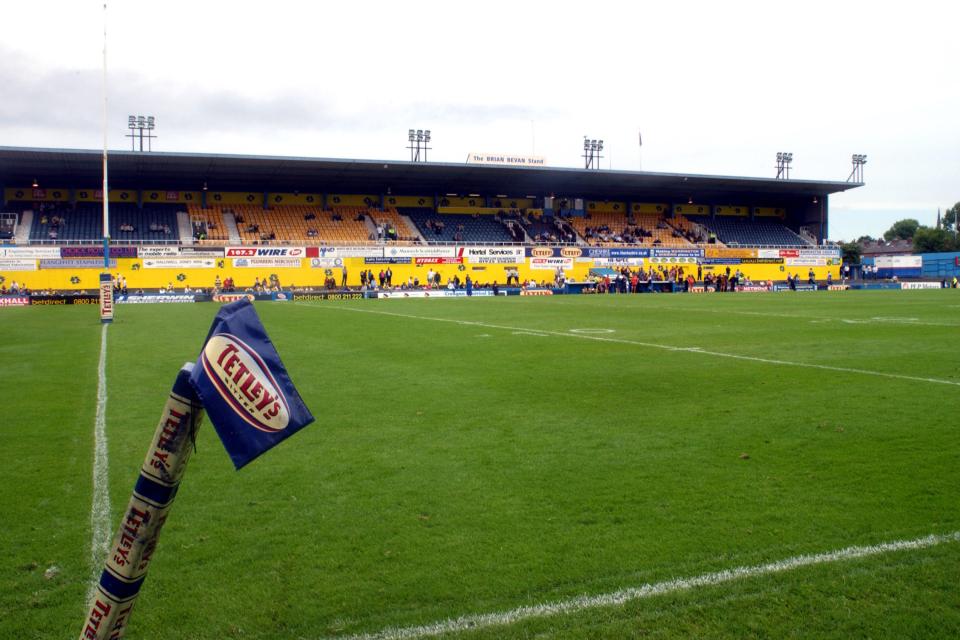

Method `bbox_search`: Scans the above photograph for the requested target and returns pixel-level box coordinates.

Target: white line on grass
[331,530,960,640]
[300,304,960,387]
[87,323,112,601]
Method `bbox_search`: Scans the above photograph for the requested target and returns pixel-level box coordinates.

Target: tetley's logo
[201,333,290,433]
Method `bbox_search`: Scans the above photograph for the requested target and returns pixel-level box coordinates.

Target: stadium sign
[232,258,302,268]
[225,247,306,258]
[651,248,704,258]
[456,246,524,263]
[0,246,61,259]
[529,257,573,270]
[0,296,30,307]
[315,246,384,258]
[385,246,457,258]
[292,292,365,301]
[414,257,463,265]
[377,290,497,299]
[0,258,37,271]
[137,246,181,258]
[310,257,344,268]
[466,152,546,167]
[900,282,941,290]
[61,246,138,258]
[40,258,118,269]
[142,258,217,269]
[117,294,197,304]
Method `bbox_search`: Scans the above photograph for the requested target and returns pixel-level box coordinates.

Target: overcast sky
[1,0,956,240]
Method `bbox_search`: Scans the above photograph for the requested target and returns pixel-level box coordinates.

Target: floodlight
[128,115,137,129]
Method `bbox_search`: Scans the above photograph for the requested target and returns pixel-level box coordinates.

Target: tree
[944,203,959,231]
[840,242,861,264]
[883,218,921,241]
[913,227,960,254]
[856,235,876,244]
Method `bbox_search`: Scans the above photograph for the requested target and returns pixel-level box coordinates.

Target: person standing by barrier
[341,265,348,288]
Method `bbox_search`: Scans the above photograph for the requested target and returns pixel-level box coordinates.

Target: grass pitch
[1,290,959,638]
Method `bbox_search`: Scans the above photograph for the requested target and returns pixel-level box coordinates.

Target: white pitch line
[331,530,960,640]
[299,304,960,387]
[87,323,112,601]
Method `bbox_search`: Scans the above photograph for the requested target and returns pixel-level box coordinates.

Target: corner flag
[189,299,315,469]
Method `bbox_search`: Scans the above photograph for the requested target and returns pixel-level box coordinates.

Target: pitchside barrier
[0,244,845,292]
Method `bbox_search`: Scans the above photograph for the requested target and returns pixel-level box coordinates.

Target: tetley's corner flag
[190,299,315,469]
[79,299,314,639]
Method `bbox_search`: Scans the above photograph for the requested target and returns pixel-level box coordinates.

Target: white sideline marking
[301,305,960,387]
[569,328,615,334]
[332,531,960,640]
[645,304,960,328]
[87,323,112,601]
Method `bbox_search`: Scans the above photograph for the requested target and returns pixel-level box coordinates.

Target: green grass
[1,290,958,638]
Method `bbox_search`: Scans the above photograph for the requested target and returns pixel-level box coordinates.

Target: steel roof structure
[0,146,862,203]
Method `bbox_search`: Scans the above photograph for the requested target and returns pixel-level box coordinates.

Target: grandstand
[0,146,861,255]
[403,208,516,244]
[691,215,810,247]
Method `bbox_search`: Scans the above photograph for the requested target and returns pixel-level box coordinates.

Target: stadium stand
[402,208,516,243]
[690,216,810,247]
[567,213,693,247]
[28,202,102,242]
[187,204,231,244]
[370,207,420,243]
[523,212,578,244]
[110,204,181,243]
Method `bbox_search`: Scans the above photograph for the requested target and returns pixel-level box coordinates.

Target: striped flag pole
[79,364,204,640]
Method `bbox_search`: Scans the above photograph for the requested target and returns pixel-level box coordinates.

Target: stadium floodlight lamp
[776,152,783,162]
[424,129,431,142]
[137,115,146,128]
[584,137,590,151]
[408,129,415,141]
[598,140,604,151]
[128,115,137,130]
[146,116,156,130]
[416,129,423,141]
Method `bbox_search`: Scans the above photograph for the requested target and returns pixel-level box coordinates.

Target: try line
[299,304,960,387]
[328,530,960,640]
[88,323,112,602]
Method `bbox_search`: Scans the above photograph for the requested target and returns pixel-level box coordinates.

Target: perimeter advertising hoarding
[225,247,306,258]
[0,259,37,271]
[0,246,62,259]
[0,296,30,307]
[529,257,573,270]
[61,246,138,258]
[384,246,457,258]
[30,294,101,305]
[315,246,385,258]
[141,258,217,269]
[231,258,303,268]
[40,259,118,269]
[456,246,525,263]
[525,247,585,258]
[137,246,181,257]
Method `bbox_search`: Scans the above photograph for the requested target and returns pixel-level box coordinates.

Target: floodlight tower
[126,114,157,152]
[583,137,604,169]
[407,129,432,162]
[847,154,867,182]
[775,152,793,179]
